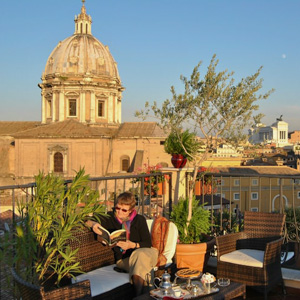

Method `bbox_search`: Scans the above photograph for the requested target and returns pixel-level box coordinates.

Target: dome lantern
[74,0,92,35]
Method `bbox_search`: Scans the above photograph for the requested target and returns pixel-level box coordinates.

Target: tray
[149,284,219,299]
[150,288,187,299]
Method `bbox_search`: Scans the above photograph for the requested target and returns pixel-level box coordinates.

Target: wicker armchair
[11,268,92,300]
[216,211,286,299]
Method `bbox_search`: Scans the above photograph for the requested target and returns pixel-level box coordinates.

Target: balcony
[1,167,300,299]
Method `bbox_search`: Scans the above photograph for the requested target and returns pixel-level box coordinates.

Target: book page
[98,225,111,245]
[110,230,126,245]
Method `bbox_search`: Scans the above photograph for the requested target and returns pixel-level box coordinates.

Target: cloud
[282,54,286,59]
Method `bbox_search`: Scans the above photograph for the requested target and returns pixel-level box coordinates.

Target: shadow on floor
[234,285,300,299]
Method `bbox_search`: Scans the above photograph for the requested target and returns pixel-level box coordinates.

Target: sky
[0,0,299,131]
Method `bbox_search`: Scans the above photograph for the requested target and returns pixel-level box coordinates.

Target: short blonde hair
[117,192,136,210]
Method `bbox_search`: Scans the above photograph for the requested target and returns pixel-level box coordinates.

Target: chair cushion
[220,249,264,268]
[72,264,130,297]
[147,219,178,265]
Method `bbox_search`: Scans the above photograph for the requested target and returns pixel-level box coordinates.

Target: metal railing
[0,172,173,226]
[1,170,300,264]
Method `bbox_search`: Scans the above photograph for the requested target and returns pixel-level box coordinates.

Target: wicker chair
[216,211,286,299]
[11,268,92,300]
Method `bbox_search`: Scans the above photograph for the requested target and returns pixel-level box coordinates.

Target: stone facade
[248,117,290,147]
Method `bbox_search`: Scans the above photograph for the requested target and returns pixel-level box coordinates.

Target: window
[98,100,105,117]
[120,156,130,172]
[294,179,300,185]
[121,159,129,172]
[234,179,240,186]
[252,178,258,186]
[216,193,226,199]
[69,99,77,116]
[297,191,300,199]
[54,152,63,173]
[233,193,240,200]
[251,192,258,200]
[251,207,258,212]
[48,144,68,174]
[279,131,286,139]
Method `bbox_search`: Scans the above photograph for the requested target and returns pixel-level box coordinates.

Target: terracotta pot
[175,237,215,271]
[194,181,213,195]
[156,182,166,195]
[171,154,187,168]
[144,182,166,196]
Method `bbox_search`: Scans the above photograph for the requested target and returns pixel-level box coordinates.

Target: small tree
[136,54,273,227]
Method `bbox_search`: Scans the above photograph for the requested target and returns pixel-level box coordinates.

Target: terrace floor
[241,285,300,299]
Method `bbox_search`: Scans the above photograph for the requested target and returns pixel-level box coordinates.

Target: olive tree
[136,54,273,223]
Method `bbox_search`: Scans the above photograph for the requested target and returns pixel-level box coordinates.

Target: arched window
[54,152,63,173]
[120,156,130,172]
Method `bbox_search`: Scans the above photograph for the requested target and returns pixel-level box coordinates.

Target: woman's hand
[117,240,136,250]
[91,222,103,235]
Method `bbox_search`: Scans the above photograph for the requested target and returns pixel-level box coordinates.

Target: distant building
[288,131,300,144]
[216,166,300,212]
[213,144,242,158]
[248,116,289,147]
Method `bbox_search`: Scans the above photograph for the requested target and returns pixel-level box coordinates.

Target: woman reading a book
[86,191,158,296]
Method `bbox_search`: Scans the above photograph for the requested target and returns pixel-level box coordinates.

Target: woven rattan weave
[216,211,286,299]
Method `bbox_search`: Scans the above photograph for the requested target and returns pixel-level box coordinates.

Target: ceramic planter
[175,237,215,271]
[171,154,187,168]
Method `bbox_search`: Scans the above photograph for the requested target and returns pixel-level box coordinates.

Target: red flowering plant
[196,166,220,194]
[197,166,219,184]
[132,164,169,195]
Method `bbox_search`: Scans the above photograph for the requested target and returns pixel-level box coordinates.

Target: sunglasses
[115,206,130,213]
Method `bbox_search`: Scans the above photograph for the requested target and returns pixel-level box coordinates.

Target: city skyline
[0,0,299,131]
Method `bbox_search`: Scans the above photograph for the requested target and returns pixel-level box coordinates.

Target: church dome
[43,1,120,82]
[39,1,124,126]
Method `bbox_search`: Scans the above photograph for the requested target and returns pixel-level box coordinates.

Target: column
[41,94,46,124]
[90,91,95,123]
[52,95,56,122]
[80,92,86,123]
[59,92,64,121]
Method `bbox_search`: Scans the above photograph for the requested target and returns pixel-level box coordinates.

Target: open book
[98,225,126,246]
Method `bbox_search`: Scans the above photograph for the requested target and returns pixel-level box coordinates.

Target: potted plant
[194,166,219,195]
[136,55,273,270]
[4,168,104,295]
[132,164,169,196]
[170,196,215,271]
[164,130,200,168]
